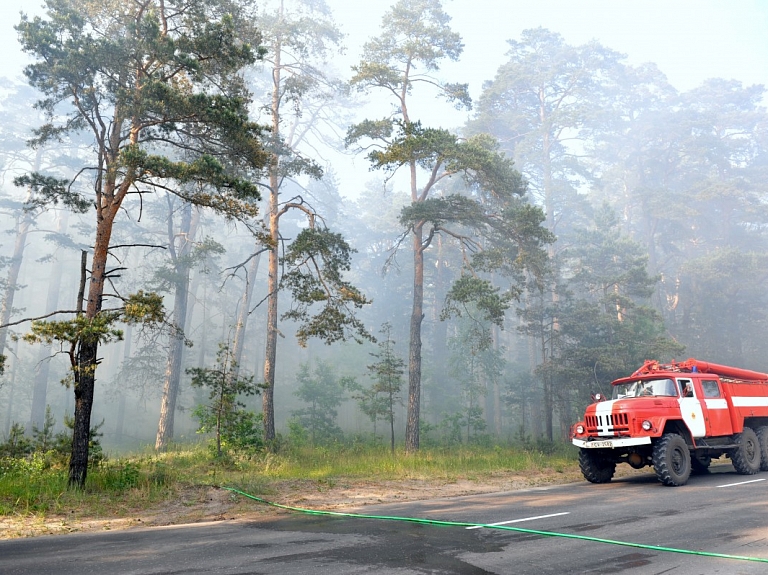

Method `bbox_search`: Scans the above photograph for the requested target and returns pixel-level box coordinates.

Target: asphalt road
[2,463,768,574]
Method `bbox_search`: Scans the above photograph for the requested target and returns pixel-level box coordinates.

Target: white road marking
[465,512,570,530]
[716,478,766,488]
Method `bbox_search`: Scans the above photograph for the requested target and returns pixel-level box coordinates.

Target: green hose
[221,486,768,564]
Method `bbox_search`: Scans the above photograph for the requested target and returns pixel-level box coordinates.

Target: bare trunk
[492,326,502,436]
[197,284,209,368]
[3,339,20,436]
[215,387,224,457]
[405,223,424,452]
[541,122,558,441]
[69,197,116,487]
[262,20,283,445]
[232,251,261,376]
[263,194,279,443]
[0,149,42,363]
[114,323,132,442]
[184,265,204,336]
[543,328,554,442]
[467,369,474,442]
[389,391,396,455]
[69,257,101,487]
[560,394,571,441]
[431,236,449,414]
[29,211,68,430]
[70,337,97,487]
[156,202,198,450]
[252,302,266,377]
[154,286,189,450]
[0,205,34,362]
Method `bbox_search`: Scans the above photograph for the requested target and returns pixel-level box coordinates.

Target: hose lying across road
[221,486,768,565]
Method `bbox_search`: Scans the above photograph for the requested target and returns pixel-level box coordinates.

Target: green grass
[251,443,576,480]
[0,441,579,521]
[0,454,178,517]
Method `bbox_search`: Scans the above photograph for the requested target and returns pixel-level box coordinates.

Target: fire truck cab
[571,359,768,486]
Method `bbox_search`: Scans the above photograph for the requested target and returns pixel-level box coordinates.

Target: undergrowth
[0,440,578,520]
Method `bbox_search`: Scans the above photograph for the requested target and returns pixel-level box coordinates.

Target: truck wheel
[732,427,761,475]
[578,449,615,483]
[690,452,711,475]
[652,433,691,486]
[756,426,768,472]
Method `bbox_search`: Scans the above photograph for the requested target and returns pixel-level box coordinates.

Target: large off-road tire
[756,426,768,472]
[652,433,691,486]
[578,449,616,483]
[732,427,761,475]
[690,451,711,475]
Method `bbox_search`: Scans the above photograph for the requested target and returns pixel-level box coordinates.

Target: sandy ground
[0,469,598,539]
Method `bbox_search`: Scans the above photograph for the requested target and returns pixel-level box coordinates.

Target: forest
[1,0,766,488]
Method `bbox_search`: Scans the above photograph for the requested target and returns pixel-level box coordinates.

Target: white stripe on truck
[732,396,768,408]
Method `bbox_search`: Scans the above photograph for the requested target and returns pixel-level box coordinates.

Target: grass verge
[0,441,580,537]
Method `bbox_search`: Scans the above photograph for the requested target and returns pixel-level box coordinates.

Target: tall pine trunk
[70,337,98,487]
[263,180,279,443]
[3,339,20,436]
[430,236,449,416]
[29,211,68,430]
[405,222,424,452]
[70,213,109,486]
[232,251,261,376]
[0,183,37,365]
[156,202,199,450]
[262,18,283,445]
[114,323,132,443]
[492,326,502,438]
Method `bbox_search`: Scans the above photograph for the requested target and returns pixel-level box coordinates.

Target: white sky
[4,1,767,94]
[332,0,768,96]
[2,0,767,196]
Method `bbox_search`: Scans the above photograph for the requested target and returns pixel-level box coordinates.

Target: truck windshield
[612,378,678,399]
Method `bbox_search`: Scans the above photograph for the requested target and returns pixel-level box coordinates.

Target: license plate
[585,441,614,448]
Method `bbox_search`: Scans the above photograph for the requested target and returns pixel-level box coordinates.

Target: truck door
[677,378,706,437]
[698,378,733,436]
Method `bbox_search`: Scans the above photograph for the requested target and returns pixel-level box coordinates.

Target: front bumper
[572,436,652,449]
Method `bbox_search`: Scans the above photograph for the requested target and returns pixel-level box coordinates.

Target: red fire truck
[571,359,768,486]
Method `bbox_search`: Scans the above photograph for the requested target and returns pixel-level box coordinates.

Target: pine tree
[16,0,268,487]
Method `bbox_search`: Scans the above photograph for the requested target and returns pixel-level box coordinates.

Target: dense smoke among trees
[1,0,767,476]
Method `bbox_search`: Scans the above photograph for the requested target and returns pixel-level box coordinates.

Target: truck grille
[586,412,629,432]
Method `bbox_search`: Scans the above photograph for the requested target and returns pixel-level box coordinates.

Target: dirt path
[1,469,597,538]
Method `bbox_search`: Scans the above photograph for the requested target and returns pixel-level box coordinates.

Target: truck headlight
[642,420,652,431]
[575,424,585,434]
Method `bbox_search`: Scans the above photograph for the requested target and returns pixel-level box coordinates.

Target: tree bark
[3,339,20,436]
[114,323,131,443]
[262,12,283,445]
[0,186,36,365]
[430,236,449,415]
[156,202,199,450]
[389,391,396,455]
[492,325,502,436]
[29,211,68,430]
[263,185,279,443]
[232,251,261,376]
[405,223,424,452]
[70,335,97,487]
[543,330,554,442]
[69,185,119,487]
